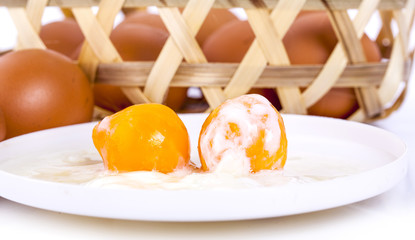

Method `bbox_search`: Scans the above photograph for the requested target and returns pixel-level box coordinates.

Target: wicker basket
[2,0,415,122]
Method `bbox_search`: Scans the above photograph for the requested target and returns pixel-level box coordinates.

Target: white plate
[0,114,407,222]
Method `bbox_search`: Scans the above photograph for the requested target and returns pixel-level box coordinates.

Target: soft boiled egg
[198,94,287,175]
[92,103,191,173]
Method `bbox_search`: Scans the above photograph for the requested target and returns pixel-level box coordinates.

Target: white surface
[0,6,414,240]
[0,114,407,222]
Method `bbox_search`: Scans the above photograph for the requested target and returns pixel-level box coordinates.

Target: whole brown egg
[0,49,94,139]
[283,11,381,118]
[39,19,84,60]
[0,108,6,141]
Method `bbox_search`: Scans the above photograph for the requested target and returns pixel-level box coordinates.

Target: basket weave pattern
[2,0,415,122]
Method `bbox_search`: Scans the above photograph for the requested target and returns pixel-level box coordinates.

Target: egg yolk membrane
[198,94,287,175]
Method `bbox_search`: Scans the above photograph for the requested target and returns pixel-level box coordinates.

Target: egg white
[8,149,363,190]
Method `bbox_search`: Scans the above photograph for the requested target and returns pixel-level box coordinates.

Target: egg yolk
[92,104,190,173]
[198,94,287,174]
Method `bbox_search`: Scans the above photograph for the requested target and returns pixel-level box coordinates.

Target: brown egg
[111,23,168,61]
[39,19,84,60]
[196,9,238,46]
[122,9,237,46]
[284,11,381,118]
[121,11,167,31]
[0,49,94,139]
[94,17,188,112]
[283,11,381,64]
[204,13,381,119]
[203,20,254,63]
[0,108,6,141]
[202,20,280,107]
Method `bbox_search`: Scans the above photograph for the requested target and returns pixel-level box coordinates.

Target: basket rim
[0,0,409,10]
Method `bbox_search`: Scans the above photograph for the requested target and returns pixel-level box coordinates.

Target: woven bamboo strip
[303,45,348,105]
[245,8,290,65]
[159,5,226,108]
[352,0,382,35]
[276,88,305,114]
[96,62,394,87]
[72,8,121,63]
[330,9,383,118]
[224,0,305,97]
[8,7,45,50]
[224,45,268,97]
[356,86,383,117]
[246,9,307,114]
[348,106,366,121]
[302,0,380,109]
[73,2,150,104]
[72,0,124,117]
[143,38,184,103]
[349,44,410,121]
[119,82,152,104]
[246,6,306,114]
[394,11,410,57]
[144,0,227,108]
[159,8,206,63]
[351,0,414,121]
[0,0,407,10]
[224,0,306,114]
[378,28,406,106]
[25,0,47,33]
[403,0,415,29]
[14,0,48,50]
[77,0,124,81]
[143,0,212,103]
[330,11,366,63]
[378,0,414,106]
[99,0,151,104]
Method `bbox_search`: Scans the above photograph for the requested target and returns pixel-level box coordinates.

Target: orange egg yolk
[198,94,287,174]
[92,104,190,173]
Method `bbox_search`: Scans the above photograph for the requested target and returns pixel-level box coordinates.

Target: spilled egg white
[6,149,363,190]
